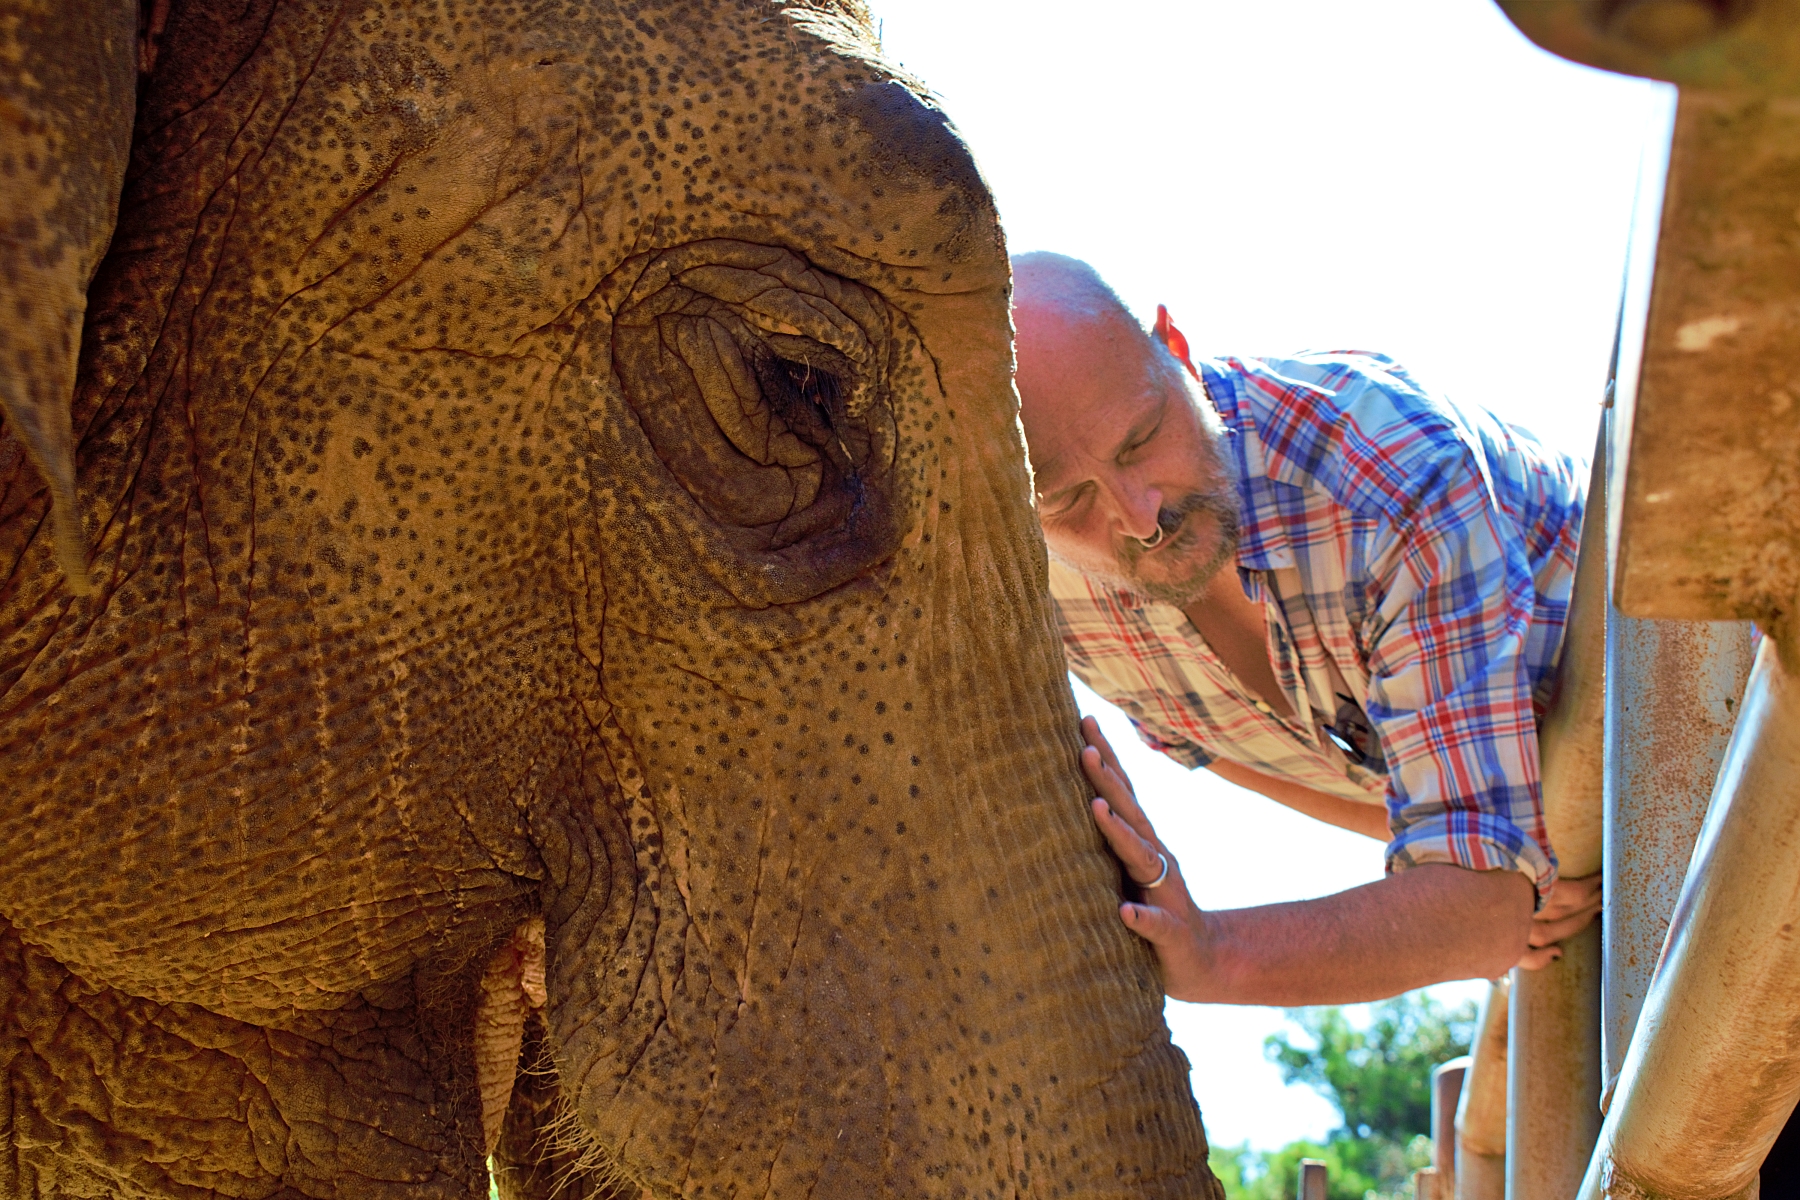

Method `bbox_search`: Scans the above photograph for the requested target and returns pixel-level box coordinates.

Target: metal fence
[1424,10,1800,1194]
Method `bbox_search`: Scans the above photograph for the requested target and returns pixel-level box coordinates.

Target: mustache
[1121,491,1237,562]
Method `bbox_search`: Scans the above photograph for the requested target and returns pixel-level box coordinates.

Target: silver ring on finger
[1142,851,1169,890]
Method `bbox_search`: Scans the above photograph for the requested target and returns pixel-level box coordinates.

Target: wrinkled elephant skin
[0,1,1220,1197]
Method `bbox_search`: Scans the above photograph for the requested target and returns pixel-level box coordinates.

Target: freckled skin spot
[0,0,1222,1197]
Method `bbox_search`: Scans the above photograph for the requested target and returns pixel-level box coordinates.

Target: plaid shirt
[1051,351,1584,900]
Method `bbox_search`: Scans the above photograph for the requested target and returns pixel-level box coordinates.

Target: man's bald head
[1011,253,1175,482]
[1012,251,1136,331]
[1011,253,1158,413]
[1010,252,1238,605]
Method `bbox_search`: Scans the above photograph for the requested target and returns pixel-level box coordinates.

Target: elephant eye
[761,356,840,442]
[609,241,903,585]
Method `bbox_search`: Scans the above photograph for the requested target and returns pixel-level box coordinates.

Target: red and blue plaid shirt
[1050,351,1585,901]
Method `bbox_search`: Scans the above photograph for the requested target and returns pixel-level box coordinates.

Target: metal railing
[1422,9,1800,1192]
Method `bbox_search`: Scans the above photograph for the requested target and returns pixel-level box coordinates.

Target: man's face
[1018,311,1239,607]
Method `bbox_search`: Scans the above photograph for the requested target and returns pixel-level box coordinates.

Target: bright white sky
[871,0,1666,1152]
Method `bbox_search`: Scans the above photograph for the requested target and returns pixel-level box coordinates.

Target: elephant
[0,0,1223,1197]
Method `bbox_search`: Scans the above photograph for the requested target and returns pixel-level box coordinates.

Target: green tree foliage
[1211,1136,1431,1200]
[1212,991,1475,1200]
[1266,995,1476,1141]
[1209,1143,1250,1196]
[1210,1138,1391,1200]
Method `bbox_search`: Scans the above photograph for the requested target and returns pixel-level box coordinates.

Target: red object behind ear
[1153,304,1199,380]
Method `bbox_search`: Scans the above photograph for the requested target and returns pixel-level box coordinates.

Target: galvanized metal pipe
[1508,427,1609,1200]
[1536,441,1612,883]
[1506,83,1680,1191]
[1600,616,1753,1107]
[1456,979,1508,1200]
[1456,1140,1504,1200]
[1507,921,1604,1200]
[1579,636,1800,1200]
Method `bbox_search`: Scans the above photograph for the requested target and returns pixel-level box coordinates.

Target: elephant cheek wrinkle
[0,0,1224,1196]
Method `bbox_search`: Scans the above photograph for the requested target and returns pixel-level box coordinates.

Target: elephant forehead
[78,0,1018,607]
[114,0,1006,425]
[513,0,1006,290]
[513,1,995,285]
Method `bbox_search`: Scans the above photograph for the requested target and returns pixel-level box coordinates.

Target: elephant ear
[0,0,138,596]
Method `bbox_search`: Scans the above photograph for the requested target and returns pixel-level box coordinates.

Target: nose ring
[1138,525,1165,550]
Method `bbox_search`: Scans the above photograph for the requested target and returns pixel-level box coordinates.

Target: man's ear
[1151,304,1200,381]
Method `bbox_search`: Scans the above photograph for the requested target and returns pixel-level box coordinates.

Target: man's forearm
[1080,718,1544,1008]
[1206,759,1389,841]
[1184,864,1535,1006]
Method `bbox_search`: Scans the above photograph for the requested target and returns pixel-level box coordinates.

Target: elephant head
[0,1,1219,1196]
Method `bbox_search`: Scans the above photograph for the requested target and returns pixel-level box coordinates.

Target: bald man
[1015,252,1603,1005]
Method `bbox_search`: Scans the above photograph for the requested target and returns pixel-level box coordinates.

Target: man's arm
[1133,857,1532,1006]
[1082,718,1600,1005]
[1205,759,1390,842]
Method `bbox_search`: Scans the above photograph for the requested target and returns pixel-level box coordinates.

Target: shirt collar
[1198,358,1294,575]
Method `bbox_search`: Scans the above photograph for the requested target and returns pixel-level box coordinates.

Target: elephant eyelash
[767,357,842,434]
[750,353,854,466]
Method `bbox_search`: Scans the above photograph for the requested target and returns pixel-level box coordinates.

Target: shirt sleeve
[1360,451,1558,905]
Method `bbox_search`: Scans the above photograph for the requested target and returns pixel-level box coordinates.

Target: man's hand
[1517,873,1603,970]
[1077,716,1544,1005]
[1079,715,1216,1000]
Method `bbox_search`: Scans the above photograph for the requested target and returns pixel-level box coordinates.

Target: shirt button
[1254,700,1274,715]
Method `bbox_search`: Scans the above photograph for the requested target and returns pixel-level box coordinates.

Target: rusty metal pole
[1482,7,1800,1196]
[1596,105,1755,1085]
[1578,635,1800,1200]
[1456,980,1508,1200]
[1600,614,1753,1107]
[1297,1158,1327,1200]
[1432,1057,1469,1197]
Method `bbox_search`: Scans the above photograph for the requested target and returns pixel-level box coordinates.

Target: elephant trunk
[536,288,1221,1198]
